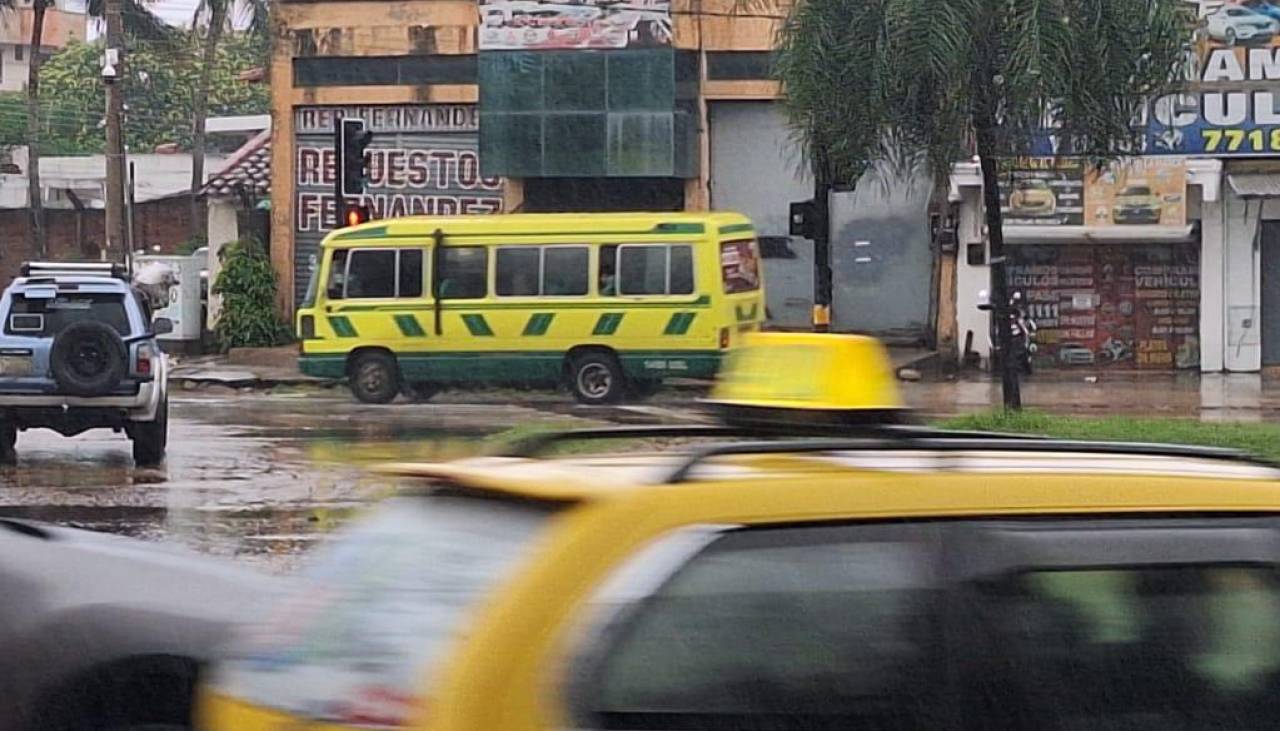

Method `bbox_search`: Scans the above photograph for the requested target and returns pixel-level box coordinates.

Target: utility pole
[103,0,126,262]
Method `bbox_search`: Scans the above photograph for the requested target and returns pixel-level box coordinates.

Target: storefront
[950,157,1222,371]
[290,105,504,304]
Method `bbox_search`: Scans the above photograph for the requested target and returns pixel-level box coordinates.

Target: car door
[562,521,958,731]
[949,517,1280,731]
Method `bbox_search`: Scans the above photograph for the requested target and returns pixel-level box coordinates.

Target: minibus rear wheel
[569,351,626,405]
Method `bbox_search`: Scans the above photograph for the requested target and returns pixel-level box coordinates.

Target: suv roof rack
[20,261,129,282]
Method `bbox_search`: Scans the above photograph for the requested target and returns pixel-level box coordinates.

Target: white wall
[205,198,238,327]
[1219,188,1264,371]
[1198,187,1226,372]
[954,186,990,362]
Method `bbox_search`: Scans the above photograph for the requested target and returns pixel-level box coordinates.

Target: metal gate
[708,101,933,339]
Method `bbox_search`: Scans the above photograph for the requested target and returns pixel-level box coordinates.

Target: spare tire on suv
[50,321,128,397]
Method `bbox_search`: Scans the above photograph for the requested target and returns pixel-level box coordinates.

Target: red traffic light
[343,205,373,228]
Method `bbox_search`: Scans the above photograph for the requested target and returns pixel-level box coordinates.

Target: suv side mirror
[152,317,174,335]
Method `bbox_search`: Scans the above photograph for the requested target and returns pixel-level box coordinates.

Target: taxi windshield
[208,492,558,727]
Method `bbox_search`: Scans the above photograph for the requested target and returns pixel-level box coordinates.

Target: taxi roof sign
[708,332,906,425]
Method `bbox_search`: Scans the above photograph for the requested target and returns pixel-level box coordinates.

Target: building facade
[947,0,1280,373]
[0,0,85,93]
[270,0,937,342]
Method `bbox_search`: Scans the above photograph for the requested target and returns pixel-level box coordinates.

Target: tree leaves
[774,0,1192,183]
[25,31,268,155]
[213,238,292,350]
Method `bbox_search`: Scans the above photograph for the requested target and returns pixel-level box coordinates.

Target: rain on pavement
[0,387,706,573]
[5,372,1280,574]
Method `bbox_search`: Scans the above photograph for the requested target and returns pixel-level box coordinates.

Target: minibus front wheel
[568,350,626,405]
[348,350,401,404]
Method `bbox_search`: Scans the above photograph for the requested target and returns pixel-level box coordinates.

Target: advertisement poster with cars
[478,0,672,50]
[1009,244,1200,370]
[292,105,504,305]
[1030,0,1280,156]
[1001,157,1186,227]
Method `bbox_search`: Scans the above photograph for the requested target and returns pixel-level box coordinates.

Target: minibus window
[496,248,541,296]
[325,250,350,300]
[544,247,589,295]
[399,249,425,298]
[439,247,489,299]
[620,246,669,295]
[346,250,397,299]
[720,240,761,294]
[599,245,619,296]
[670,245,695,294]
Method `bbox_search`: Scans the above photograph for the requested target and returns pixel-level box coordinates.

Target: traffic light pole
[333,114,347,231]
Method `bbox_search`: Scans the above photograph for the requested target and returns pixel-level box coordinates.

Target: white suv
[0,262,171,465]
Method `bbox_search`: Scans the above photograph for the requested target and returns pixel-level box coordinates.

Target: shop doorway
[1008,243,1200,369]
[1261,222,1280,366]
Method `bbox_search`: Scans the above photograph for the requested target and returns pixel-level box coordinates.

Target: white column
[205,199,239,329]
[954,186,989,365]
[1223,187,1263,372]
[1199,190,1226,372]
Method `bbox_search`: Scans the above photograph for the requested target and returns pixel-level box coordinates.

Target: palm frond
[87,0,176,42]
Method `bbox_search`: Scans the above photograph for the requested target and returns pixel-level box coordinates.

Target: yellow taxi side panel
[425,470,1280,731]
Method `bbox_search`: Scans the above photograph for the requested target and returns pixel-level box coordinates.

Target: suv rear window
[6,293,130,336]
[210,493,557,727]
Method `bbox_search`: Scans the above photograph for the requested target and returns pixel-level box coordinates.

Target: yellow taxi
[199,333,1280,731]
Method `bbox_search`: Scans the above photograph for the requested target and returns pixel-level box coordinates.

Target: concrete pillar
[1199,191,1226,372]
[1223,187,1263,371]
[954,187,989,364]
[205,198,239,329]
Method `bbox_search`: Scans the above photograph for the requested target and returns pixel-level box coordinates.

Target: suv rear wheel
[50,321,128,397]
[130,398,167,466]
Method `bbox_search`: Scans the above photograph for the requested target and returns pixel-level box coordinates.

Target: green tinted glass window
[608,51,674,111]
[480,113,543,178]
[479,53,544,112]
[608,113,673,176]
[545,114,606,176]
[546,53,606,111]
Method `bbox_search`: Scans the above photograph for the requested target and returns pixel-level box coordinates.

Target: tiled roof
[204,130,270,198]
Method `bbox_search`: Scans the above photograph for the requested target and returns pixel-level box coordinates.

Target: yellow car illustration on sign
[1008,178,1057,217]
[1112,183,1163,224]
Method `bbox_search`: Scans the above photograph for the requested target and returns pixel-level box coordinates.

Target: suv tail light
[136,343,153,377]
[719,327,731,349]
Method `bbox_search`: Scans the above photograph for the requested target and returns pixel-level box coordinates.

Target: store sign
[1010,244,1200,370]
[1000,157,1187,228]
[478,0,672,50]
[292,105,504,303]
[1034,1,1280,156]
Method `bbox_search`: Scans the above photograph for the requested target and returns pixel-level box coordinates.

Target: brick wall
[0,198,198,286]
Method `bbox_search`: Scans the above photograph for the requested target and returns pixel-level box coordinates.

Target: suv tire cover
[50,321,128,396]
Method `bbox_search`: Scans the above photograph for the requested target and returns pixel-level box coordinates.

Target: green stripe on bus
[719,223,755,235]
[735,302,759,322]
[664,312,696,335]
[522,313,555,336]
[394,314,426,337]
[593,312,624,336]
[462,313,494,336]
[328,316,357,338]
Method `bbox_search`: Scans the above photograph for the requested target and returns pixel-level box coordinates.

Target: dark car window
[970,564,1280,730]
[577,524,943,730]
[7,293,130,336]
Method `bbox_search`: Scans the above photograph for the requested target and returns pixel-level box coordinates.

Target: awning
[1227,173,1280,199]
[1003,224,1197,245]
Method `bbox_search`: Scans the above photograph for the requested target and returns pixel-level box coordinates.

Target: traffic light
[339,118,373,196]
[789,199,818,240]
[343,204,373,229]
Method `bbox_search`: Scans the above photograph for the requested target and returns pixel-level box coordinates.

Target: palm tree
[188,0,269,240]
[773,0,1191,409]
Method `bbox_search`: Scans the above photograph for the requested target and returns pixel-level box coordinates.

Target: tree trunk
[189,0,227,241]
[26,1,47,258]
[976,133,1021,410]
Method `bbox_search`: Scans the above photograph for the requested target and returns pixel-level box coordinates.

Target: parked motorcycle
[978,289,1038,375]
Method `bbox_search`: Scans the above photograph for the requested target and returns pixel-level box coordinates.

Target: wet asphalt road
[0,390,702,573]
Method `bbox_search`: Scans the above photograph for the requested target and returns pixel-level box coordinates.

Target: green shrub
[212,239,292,350]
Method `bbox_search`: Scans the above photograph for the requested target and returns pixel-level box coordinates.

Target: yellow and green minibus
[296,212,766,403]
